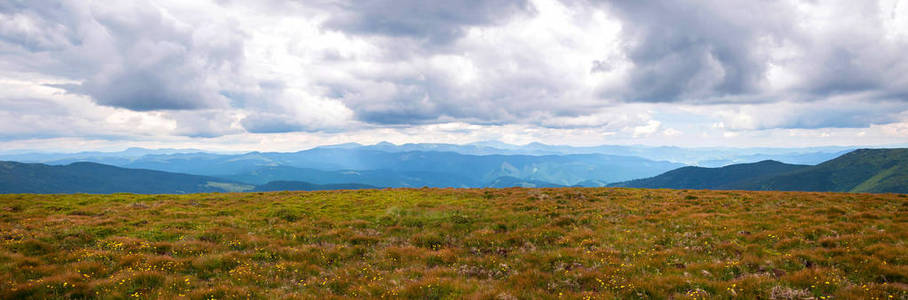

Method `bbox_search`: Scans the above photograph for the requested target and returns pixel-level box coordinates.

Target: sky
[0,0,906,152]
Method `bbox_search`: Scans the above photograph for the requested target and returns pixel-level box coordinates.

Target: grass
[0,188,906,299]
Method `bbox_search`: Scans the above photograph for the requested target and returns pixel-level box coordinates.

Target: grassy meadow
[0,188,906,299]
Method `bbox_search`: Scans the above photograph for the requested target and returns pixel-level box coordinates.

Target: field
[0,188,906,299]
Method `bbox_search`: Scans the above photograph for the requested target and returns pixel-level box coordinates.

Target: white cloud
[662,128,682,137]
[632,120,661,137]
[710,97,907,131]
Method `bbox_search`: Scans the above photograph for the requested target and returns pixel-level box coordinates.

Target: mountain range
[0,143,905,194]
[1,146,688,187]
[1,141,866,167]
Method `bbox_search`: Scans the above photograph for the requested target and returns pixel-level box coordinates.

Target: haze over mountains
[0,142,905,194]
[1,142,686,190]
[1,141,857,167]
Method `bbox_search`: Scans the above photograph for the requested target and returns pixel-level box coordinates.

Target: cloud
[0,6,78,52]
[787,1,908,98]
[311,0,905,130]
[0,78,178,139]
[320,0,534,44]
[713,98,908,131]
[596,0,908,106]
[237,88,355,133]
[314,0,622,126]
[0,0,906,146]
[599,1,792,102]
[632,120,661,137]
[0,1,243,111]
[168,110,243,138]
[240,113,309,134]
[662,128,682,137]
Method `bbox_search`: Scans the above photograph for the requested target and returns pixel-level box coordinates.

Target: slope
[610,160,809,189]
[740,148,908,193]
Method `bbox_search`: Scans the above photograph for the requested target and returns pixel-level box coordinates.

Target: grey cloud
[0,1,244,111]
[804,48,883,95]
[594,0,908,108]
[321,0,534,44]
[169,110,243,138]
[84,67,219,111]
[219,80,286,110]
[790,7,908,100]
[590,60,613,73]
[355,109,453,126]
[784,107,904,129]
[0,1,83,52]
[323,65,588,126]
[601,0,794,103]
[226,78,355,133]
[336,79,443,125]
[719,99,908,131]
[0,12,75,51]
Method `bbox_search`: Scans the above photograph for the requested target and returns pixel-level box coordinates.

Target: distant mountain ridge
[220,166,483,188]
[252,181,377,192]
[328,142,854,166]
[613,149,908,193]
[610,160,810,189]
[0,161,379,194]
[1,141,868,167]
[4,143,907,193]
[0,161,249,194]
[32,149,683,187]
[2,148,905,194]
[485,176,565,188]
[0,141,879,189]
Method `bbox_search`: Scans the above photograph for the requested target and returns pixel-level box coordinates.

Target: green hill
[610,160,809,189]
[612,149,908,193]
[741,148,908,193]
